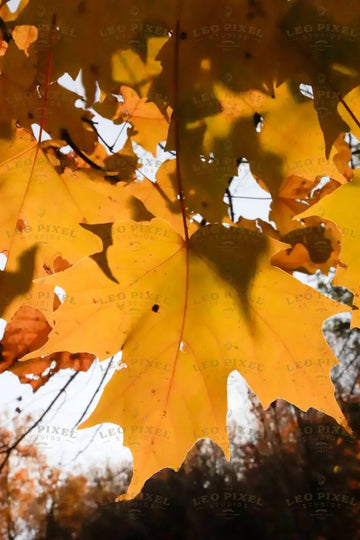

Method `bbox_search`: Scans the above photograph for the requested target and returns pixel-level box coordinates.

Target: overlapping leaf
[94,85,170,156]
[131,70,351,228]
[0,127,149,320]
[279,0,360,154]
[300,172,360,327]
[0,305,95,390]
[15,0,173,104]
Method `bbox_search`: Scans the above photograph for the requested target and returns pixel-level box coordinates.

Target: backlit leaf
[0,127,147,319]
[27,219,347,493]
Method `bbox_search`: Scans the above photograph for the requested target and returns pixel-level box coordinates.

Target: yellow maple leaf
[95,85,170,156]
[0,41,97,149]
[0,127,148,320]
[27,218,347,495]
[278,0,360,154]
[203,81,351,203]
[16,0,173,105]
[151,81,352,227]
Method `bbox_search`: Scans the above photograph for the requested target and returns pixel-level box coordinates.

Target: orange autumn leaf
[0,305,51,372]
[10,352,95,391]
[0,305,95,389]
[12,24,38,56]
[271,217,342,275]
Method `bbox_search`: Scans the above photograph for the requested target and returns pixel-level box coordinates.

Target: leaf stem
[37,14,56,145]
[162,8,189,419]
[173,20,189,244]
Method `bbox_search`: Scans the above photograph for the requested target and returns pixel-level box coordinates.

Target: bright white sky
[7,0,21,11]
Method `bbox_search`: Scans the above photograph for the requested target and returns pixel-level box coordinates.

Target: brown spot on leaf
[43,264,52,275]
[16,219,27,232]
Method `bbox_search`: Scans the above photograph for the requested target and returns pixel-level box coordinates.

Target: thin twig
[226,187,235,222]
[332,333,356,382]
[61,129,103,170]
[72,357,114,430]
[62,423,103,467]
[225,195,272,200]
[81,117,116,153]
[159,142,176,157]
[0,372,79,473]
